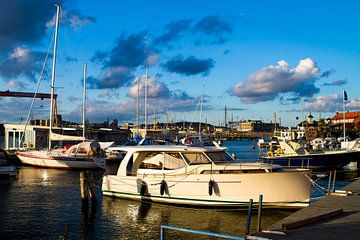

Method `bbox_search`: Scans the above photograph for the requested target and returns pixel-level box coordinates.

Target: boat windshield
[182,152,210,165]
[139,152,187,170]
[205,151,234,162]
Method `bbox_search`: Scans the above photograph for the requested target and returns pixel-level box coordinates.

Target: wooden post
[88,171,97,206]
[80,171,89,212]
[63,223,69,240]
[256,195,263,232]
[327,171,332,195]
[246,199,253,235]
[331,170,337,193]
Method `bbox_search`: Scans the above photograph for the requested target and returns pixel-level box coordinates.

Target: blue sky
[1,0,360,127]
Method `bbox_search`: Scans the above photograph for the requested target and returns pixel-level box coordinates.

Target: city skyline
[1,0,360,127]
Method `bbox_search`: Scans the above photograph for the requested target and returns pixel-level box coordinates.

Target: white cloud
[10,47,30,59]
[128,75,170,98]
[302,94,360,112]
[231,58,320,103]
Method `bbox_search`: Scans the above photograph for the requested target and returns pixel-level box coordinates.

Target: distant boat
[257,138,267,148]
[102,145,312,208]
[261,139,360,169]
[15,6,105,170]
[16,141,105,169]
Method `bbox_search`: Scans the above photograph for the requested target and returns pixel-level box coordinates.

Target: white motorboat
[262,139,360,169]
[16,141,105,169]
[102,145,312,208]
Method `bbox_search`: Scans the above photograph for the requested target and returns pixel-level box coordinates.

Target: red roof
[332,111,360,120]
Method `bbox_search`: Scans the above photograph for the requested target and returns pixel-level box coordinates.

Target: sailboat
[15,5,105,169]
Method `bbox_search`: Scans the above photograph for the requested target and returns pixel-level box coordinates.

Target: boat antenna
[48,4,61,150]
[199,85,204,137]
[144,67,148,137]
[83,63,87,141]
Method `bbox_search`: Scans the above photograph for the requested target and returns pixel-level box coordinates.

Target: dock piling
[331,170,337,193]
[80,171,97,212]
[327,171,332,195]
[256,194,263,232]
[245,198,253,235]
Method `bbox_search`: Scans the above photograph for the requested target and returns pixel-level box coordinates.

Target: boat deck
[254,177,360,239]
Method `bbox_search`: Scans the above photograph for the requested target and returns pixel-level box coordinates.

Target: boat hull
[16,151,104,169]
[262,150,360,169]
[102,170,312,208]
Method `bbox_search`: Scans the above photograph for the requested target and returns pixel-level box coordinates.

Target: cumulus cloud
[0,47,48,82]
[322,79,347,86]
[88,32,161,89]
[230,58,320,103]
[0,0,54,52]
[287,93,360,113]
[161,55,215,76]
[0,1,96,52]
[97,90,120,99]
[154,19,193,47]
[46,9,96,31]
[0,1,96,85]
[128,76,170,98]
[320,69,335,78]
[106,32,152,68]
[65,89,204,122]
[193,15,232,44]
[154,15,232,47]
[86,66,134,89]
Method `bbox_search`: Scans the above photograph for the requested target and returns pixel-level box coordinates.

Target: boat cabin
[105,145,281,176]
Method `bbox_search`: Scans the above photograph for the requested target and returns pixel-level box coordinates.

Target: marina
[0,141,359,239]
[1,1,360,239]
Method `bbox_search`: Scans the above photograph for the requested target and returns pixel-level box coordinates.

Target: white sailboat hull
[16,151,105,169]
[102,170,312,208]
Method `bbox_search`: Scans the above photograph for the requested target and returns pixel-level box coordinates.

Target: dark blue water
[0,140,357,239]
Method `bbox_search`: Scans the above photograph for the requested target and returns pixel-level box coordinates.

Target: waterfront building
[236,120,278,133]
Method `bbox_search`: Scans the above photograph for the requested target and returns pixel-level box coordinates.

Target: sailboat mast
[144,67,148,136]
[48,4,60,150]
[136,78,139,135]
[83,63,87,141]
[343,90,346,142]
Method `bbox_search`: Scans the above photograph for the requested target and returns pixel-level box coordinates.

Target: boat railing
[160,225,244,240]
[269,157,312,168]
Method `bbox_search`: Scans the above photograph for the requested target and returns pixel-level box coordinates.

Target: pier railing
[160,195,263,239]
[160,225,244,240]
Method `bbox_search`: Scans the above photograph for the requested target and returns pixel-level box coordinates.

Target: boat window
[182,152,210,165]
[139,152,186,170]
[78,148,87,154]
[205,151,234,162]
[201,169,267,174]
[126,155,133,176]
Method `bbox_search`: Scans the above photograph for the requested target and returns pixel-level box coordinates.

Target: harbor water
[0,140,358,239]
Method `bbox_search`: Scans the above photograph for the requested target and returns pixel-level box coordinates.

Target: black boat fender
[208,179,215,196]
[160,180,167,196]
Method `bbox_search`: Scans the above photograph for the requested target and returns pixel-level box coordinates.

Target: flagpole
[343,90,346,142]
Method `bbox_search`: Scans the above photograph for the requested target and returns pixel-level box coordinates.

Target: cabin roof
[108,145,222,152]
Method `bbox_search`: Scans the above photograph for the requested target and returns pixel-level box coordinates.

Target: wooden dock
[254,178,360,239]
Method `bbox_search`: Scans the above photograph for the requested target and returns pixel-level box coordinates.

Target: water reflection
[100,196,294,239]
